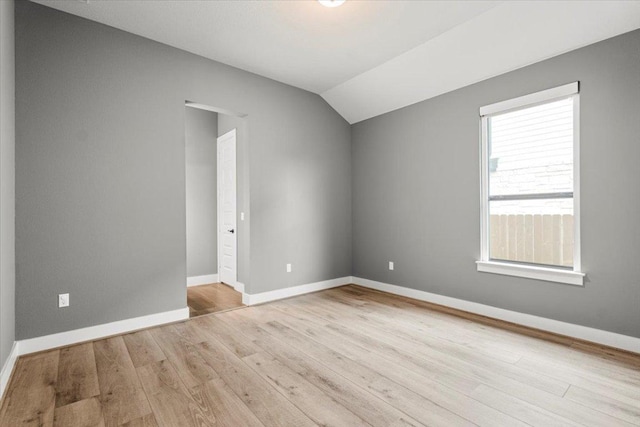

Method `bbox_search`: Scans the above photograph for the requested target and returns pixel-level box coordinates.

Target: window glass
[489,98,574,197]
[489,199,573,267]
[485,95,576,268]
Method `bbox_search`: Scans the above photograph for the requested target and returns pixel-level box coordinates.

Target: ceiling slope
[31,0,497,93]
[322,1,640,123]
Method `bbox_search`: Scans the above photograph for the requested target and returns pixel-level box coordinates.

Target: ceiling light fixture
[318,0,346,8]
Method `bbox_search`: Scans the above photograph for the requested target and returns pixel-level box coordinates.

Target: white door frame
[217,129,238,287]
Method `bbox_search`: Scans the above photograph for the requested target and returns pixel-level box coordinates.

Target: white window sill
[476,261,585,286]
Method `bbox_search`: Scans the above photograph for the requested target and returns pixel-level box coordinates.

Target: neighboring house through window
[477,82,585,286]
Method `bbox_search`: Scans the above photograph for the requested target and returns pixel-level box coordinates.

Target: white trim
[0,341,19,401]
[479,83,583,283]
[243,276,352,306]
[479,115,490,262]
[187,274,219,287]
[573,94,581,271]
[233,281,245,294]
[17,307,189,356]
[480,82,578,117]
[185,102,247,118]
[352,277,640,354]
[476,261,584,286]
[219,279,244,294]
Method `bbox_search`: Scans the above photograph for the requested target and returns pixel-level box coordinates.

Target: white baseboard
[0,341,19,401]
[243,276,352,306]
[233,281,245,294]
[352,277,640,354]
[18,307,189,356]
[187,274,219,287]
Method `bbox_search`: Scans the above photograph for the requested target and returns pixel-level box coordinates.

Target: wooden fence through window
[489,214,573,267]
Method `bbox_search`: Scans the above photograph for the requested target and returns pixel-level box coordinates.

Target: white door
[217,129,237,285]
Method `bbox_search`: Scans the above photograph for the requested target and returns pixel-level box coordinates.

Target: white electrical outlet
[58,293,70,308]
[389,261,394,271]
[286,263,292,273]
[240,212,245,221]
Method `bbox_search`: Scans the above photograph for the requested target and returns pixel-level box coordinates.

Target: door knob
[228,229,235,234]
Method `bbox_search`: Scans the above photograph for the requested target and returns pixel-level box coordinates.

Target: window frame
[477,82,585,286]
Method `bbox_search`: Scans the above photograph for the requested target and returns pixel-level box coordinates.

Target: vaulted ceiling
[33,0,640,124]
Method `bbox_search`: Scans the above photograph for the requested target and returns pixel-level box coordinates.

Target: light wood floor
[187,282,244,317]
[1,285,639,426]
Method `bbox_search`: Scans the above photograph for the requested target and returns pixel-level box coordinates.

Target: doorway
[184,103,246,317]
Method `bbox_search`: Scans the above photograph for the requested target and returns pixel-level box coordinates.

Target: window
[477,83,584,286]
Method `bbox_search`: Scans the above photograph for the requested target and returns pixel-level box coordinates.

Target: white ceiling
[33,1,640,124]
[324,1,640,123]
[32,0,498,93]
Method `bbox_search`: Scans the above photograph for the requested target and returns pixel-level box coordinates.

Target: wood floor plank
[321,285,638,372]
[244,322,425,427]
[348,285,577,346]
[55,342,100,407]
[319,316,635,426]
[244,352,370,427]
[570,341,640,368]
[0,350,59,427]
[123,330,166,368]
[346,284,638,371]
[187,283,244,317]
[470,384,582,427]
[120,414,159,427]
[225,310,520,427]
[335,286,598,366]
[521,348,640,388]
[325,288,525,364]
[191,314,261,358]
[170,320,212,345]
[320,289,639,427]
[196,339,316,427]
[333,292,573,366]
[220,313,496,426]
[136,359,213,427]
[250,304,585,427]
[222,304,482,395]
[291,294,571,397]
[93,336,152,427]
[189,378,264,427]
[148,324,218,389]
[53,397,105,427]
[268,299,508,395]
[564,385,640,425]
[333,288,528,364]
[2,285,639,427]
[303,291,570,396]
[517,355,640,405]
[503,382,635,427]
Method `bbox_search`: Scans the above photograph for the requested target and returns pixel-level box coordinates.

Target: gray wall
[0,0,16,365]
[352,29,640,338]
[15,1,351,339]
[185,107,218,278]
